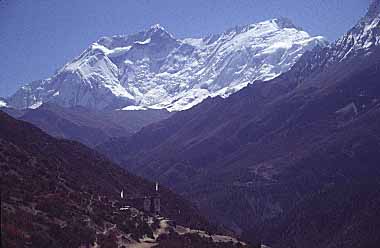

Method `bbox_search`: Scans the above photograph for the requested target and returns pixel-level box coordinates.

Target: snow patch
[92,43,132,57]
[135,38,152,45]
[0,100,7,107]
[182,38,205,47]
[29,101,43,109]
[121,105,148,111]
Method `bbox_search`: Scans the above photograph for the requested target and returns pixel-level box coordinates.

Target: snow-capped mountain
[332,0,379,60]
[292,0,379,76]
[7,18,327,111]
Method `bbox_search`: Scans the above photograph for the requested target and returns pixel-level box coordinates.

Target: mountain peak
[337,0,380,54]
[149,23,166,31]
[146,23,175,40]
[7,18,325,111]
[273,17,301,30]
[223,17,303,37]
[147,23,170,34]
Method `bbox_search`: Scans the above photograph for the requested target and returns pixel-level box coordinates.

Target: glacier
[7,18,328,111]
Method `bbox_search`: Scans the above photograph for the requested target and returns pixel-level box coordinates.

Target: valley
[1,1,379,247]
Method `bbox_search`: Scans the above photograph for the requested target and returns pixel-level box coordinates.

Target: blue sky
[0,0,370,97]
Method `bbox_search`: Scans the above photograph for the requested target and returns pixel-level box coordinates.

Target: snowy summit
[8,18,327,111]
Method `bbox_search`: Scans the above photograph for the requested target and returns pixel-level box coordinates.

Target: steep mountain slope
[97,2,380,247]
[7,18,326,111]
[1,111,247,247]
[271,0,380,91]
[1,103,171,147]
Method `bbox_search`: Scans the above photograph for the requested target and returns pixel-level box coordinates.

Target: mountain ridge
[1,111,254,248]
[7,18,326,111]
[1,103,171,148]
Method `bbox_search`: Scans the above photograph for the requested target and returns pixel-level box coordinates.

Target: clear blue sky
[0,0,370,97]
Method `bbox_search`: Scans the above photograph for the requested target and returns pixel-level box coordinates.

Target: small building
[120,183,161,215]
[144,197,151,212]
[142,196,160,214]
[153,197,160,214]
